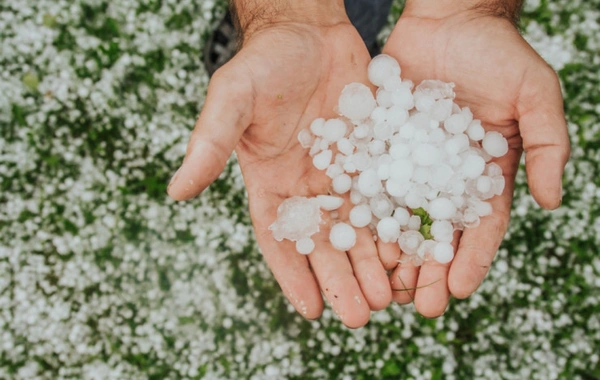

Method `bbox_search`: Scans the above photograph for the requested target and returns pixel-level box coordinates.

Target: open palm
[168,22,392,328]
[381,13,570,317]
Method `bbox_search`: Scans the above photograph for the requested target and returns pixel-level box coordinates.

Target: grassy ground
[1,0,599,378]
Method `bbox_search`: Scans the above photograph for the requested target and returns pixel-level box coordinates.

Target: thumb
[168,64,253,201]
[517,66,571,210]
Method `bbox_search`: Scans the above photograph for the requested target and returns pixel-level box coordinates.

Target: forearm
[230,0,347,40]
[403,0,524,25]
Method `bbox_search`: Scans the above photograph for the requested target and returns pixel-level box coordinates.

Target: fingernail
[167,168,181,190]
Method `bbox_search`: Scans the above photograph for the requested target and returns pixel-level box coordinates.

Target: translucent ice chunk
[269,196,322,241]
[297,129,314,148]
[370,193,394,219]
[415,80,455,100]
[398,230,425,255]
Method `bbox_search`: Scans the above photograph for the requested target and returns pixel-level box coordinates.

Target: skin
[168,2,391,329]
[381,1,571,318]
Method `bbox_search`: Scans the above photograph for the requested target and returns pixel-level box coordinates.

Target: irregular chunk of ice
[398,230,425,255]
[297,129,314,148]
[417,240,437,259]
[415,80,455,100]
[407,215,421,231]
[269,196,321,241]
[329,222,357,251]
[370,193,394,219]
[338,83,377,121]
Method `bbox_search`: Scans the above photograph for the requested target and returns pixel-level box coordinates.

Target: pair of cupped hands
[167,2,570,328]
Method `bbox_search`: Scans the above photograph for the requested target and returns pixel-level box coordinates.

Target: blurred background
[0,0,599,378]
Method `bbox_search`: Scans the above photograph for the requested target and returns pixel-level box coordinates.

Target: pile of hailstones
[269,54,508,265]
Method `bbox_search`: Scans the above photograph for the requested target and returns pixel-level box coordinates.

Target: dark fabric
[345,0,393,50]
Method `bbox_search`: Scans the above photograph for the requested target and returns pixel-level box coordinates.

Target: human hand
[380,0,570,317]
[167,1,392,328]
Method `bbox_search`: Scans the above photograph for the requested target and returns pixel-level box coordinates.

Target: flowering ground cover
[1,0,599,378]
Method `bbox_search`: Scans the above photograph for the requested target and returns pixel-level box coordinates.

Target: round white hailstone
[319,139,330,150]
[393,207,410,225]
[431,220,454,242]
[447,178,466,196]
[370,194,394,219]
[368,54,401,86]
[297,129,314,148]
[429,128,446,143]
[358,169,382,197]
[414,93,435,112]
[386,105,409,127]
[466,120,485,141]
[322,119,348,143]
[448,154,462,168]
[389,143,411,159]
[390,86,414,109]
[316,195,344,211]
[492,176,505,195]
[461,154,486,179]
[429,164,454,188]
[352,151,372,171]
[371,106,387,123]
[337,138,355,156]
[462,208,481,228]
[353,124,370,139]
[376,88,393,108]
[325,163,344,179]
[444,113,470,134]
[383,76,403,91]
[310,118,326,136]
[482,131,509,157]
[476,176,492,194]
[407,215,421,231]
[377,217,401,243]
[428,198,457,220]
[374,122,394,140]
[398,122,416,139]
[398,230,425,255]
[417,240,437,259]
[338,83,377,121]
[332,174,352,194]
[329,222,357,251]
[296,237,315,255]
[430,99,454,122]
[412,144,441,166]
[343,161,357,173]
[413,129,430,143]
[349,204,372,228]
[269,196,322,242]
[451,195,465,209]
[386,179,411,197]
[433,242,454,264]
[388,159,414,183]
[412,166,431,184]
[377,163,390,180]
[312,149,333,170]
[368,139,386,156]
[350,189,364,204]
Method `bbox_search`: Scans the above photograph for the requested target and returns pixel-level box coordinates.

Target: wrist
[403,0,524,25]
[231,0,347,41]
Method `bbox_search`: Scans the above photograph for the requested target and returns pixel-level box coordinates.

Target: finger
[347,228,392,311]
[168,62,254,201]
[413,230,461,318]
[389,260,419,304]
[376,239,402,270]
[309,227,371,329]
[448,152,517,299]
[517,65,570,210]
[251,196,324,320]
